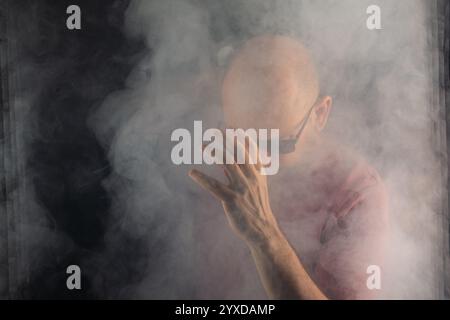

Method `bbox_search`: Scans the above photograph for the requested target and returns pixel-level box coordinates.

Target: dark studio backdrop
[0,0,148,299]
[0,0,449,299]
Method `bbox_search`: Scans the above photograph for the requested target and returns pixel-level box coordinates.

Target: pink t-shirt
[193,153,389,300]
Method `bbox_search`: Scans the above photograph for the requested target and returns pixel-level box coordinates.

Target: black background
[8,0,146,299]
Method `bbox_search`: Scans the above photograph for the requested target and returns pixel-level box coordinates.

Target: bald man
[189,35,389,300]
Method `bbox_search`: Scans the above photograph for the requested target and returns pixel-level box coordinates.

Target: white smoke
[90,0,445,299]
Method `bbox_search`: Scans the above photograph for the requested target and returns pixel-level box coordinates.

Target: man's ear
[313,96,332,131]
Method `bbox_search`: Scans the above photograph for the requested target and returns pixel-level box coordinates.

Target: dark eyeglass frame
[218,100,317,155]
[276,101,317,154]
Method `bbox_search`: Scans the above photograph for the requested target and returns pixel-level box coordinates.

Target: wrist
[247,225,287,253]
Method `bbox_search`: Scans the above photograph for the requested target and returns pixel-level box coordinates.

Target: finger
[235,136,260,178]
[223,167,232,184]
[204,136,246,186]
[216,134,247,184]
[189,169,235,201]
[245,136,262,171]
[222,162,247,185]
[235,139,252,178]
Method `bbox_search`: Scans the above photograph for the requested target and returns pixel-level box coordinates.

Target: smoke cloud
[88,0,445,299]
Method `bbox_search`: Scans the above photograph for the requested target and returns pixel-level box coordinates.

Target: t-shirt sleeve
[313,166,389,300]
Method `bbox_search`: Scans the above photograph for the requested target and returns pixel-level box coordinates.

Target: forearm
[188,162,328,299]
[247,230,328,300]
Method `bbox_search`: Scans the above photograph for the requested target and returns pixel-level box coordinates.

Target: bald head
[222,35,319,137]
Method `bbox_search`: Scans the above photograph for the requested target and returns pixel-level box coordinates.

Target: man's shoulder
[328,145,388,220]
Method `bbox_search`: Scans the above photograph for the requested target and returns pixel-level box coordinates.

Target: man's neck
[283,136,333,171]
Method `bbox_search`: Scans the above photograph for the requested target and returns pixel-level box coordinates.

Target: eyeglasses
[218,101,316,155]
[277,102,317,154]
[252,99,317,154]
